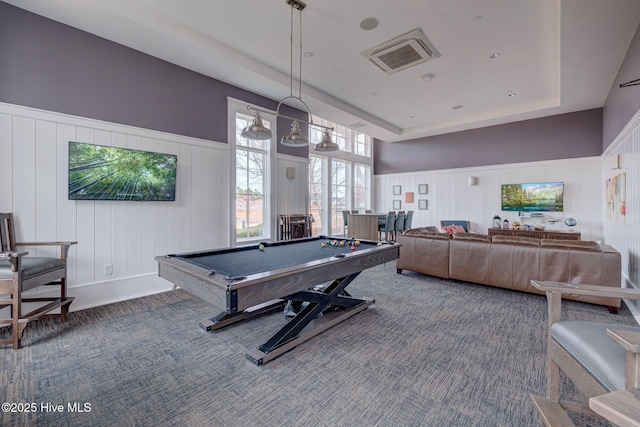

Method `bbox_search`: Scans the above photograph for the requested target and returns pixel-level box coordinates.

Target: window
[353,163,370,211]
[308,116,373,235]
[229,101,274,244]
[331,159,348,235]
[308,156,326,234]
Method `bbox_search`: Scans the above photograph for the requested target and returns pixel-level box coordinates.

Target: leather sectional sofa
[396,228,622,311]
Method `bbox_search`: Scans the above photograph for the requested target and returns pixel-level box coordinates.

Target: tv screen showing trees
[501,182,564,212]
[68,142,177,201]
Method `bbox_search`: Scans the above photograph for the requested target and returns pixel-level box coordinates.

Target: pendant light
[241,0,337,151]
[314,128,340,152]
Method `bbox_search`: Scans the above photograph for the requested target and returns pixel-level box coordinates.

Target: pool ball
[258,244,264,251]
[350,246,356,251]
[340,240,345,246]
[355,240,361,246]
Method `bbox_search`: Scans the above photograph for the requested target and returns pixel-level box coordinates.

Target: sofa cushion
[540,239,601,252]
[491,235,540,246]
[452,233,491,242]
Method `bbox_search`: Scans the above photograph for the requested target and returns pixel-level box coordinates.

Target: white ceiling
[5,0,640,142]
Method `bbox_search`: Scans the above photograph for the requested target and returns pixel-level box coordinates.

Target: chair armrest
[531,280,640,300]
[607,329,640,354]
[589,390,640,427]
[531,280,640,328]
[15,241,77,259]
[0,251,29,272]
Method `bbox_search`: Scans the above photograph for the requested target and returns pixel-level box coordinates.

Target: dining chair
[394,211,406,240]
[378,211,396,241]
[404,210,414,232]
[341,210,350,236]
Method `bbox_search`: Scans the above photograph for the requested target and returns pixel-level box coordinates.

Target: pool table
[155,236,399,365]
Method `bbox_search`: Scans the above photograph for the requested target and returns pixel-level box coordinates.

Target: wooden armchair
[530,280,640,426]
[0,213,77,349]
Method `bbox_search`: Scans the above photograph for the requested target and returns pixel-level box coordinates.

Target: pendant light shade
[241,111,273,140]
[242,0,339,152]
[314,128,339,152]
[280,121,309,147]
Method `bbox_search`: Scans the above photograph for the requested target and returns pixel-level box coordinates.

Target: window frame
[228,99,276,246]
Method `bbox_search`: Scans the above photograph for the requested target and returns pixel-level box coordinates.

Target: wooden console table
[488,228,581,240]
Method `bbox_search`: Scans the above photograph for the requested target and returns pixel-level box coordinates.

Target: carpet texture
[1,261,637,426]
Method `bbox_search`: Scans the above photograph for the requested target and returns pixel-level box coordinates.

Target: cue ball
[259,244,264,251]
[377,241,382,245]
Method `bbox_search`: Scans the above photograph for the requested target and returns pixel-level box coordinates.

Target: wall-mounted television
[68,142,177,201]
[501,181,564,212]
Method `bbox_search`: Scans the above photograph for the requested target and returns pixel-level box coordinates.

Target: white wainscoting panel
[375,157,603,241]
[603,114,640,319]
[0,103,230,310]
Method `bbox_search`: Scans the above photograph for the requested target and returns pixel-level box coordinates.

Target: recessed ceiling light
[473,16,482,22]
[452,105,464,110]
[507,92,516,97]
[360,17,379,31]
[304,51,313,58]
[489,53,500,59]
[370,91,378,96]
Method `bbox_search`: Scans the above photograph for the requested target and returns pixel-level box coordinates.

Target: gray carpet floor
[2,261,637,427]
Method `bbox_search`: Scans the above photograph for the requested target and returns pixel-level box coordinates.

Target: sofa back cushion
[540,239,601,251]
[449,236,491,284]
[491,235,540,246]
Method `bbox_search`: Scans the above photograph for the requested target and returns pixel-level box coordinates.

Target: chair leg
[547,351,561,401]
[60,277,68,323]
[12,288,22,350]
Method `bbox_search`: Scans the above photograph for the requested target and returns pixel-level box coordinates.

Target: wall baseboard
[0,275,175,318]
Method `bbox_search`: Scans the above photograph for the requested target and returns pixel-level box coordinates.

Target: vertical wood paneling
[94,129,113,281]
[0,113,12,212]
[76,126,97,284]
[190,146,204,250]
[56,123,77,284]
[34,120,57,257]
[13,116,36,241]
[604,116,640,318]
[125,134,143,276]
[111,132,128,279]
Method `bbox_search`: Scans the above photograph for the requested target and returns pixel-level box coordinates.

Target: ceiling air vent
[361,28,440,75]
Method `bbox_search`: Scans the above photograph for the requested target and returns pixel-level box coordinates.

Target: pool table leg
[199,299,286,331]
[246,272,373,365]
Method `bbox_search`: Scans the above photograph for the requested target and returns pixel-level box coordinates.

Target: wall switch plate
[104,264,113,275]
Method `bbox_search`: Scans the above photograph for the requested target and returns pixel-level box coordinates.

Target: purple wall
[0,2,308,157]
[603,22,640,149]
[374,108,603,174]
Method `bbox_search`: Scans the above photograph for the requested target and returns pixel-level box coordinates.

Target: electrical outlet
[104,264,113,275]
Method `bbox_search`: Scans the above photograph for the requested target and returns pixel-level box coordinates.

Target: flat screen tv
[68,142,177,201]
[501,181,564,212]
